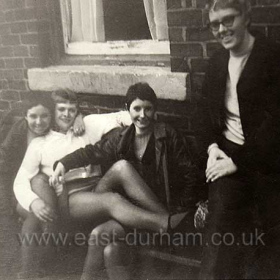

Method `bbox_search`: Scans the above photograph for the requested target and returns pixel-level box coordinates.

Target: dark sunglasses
[208,14,240,31]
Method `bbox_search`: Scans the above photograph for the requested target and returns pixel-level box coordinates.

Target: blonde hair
[51,89,80,112]
[51,89,79,104]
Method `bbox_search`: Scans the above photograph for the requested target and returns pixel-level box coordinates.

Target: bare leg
[31,172,59,231]
[105,242,132,280]
[31,173,58,211]
[18,212,43,278]
[69,191,168,232]
[18,173,58,278]
[95,160,167,214]
[81,220,130,280]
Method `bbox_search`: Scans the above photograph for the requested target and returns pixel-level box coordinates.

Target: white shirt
[14,111,131,211]
[223,52,251,145]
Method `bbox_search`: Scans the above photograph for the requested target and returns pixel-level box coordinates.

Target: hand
[49,162,66,187]
[72,113,85,136]
[206,157,238,183]
[207,146,228,169]
[30,198,57,222]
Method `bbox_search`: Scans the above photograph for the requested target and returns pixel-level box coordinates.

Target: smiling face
[55,102,78,133]
[209,7,250,54]
[128,98,155,134]
[25,104,52,136]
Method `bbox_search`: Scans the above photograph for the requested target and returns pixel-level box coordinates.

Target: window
[59,0,170,55]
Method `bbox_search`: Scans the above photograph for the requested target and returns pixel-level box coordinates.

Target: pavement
[0,214,199,280]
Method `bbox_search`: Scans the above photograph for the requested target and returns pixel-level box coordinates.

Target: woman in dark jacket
[51,83,198,280]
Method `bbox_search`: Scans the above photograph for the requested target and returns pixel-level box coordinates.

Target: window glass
[60,0,170,55]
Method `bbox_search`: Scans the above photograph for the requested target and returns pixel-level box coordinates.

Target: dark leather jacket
[0,118,28,213]
[60,122,199,212]
[0,118,28,178]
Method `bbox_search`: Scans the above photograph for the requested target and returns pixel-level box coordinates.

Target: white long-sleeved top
[13,111,131,212]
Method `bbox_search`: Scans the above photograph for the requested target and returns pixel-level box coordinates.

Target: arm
[83,111,131,145]
[13,138,57,221]
[51,127,121,186]
[72,113,85,136]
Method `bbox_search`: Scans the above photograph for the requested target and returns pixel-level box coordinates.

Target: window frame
[59,0,170,56]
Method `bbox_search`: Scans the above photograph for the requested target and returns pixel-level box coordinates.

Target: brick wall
[1,0,280,138]
[0,0,54,117]
[167,0,280,99]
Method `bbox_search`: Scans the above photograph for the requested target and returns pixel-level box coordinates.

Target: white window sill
[28,65,190,101]
[66,40,170,55]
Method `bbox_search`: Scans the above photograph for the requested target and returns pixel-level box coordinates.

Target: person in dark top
[0,95,55,215]
[195,0,280,278]
[51,82,199,280]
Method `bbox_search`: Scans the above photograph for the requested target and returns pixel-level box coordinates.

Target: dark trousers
[200,138,280,279]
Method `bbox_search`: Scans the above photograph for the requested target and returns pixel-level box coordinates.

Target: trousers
[200,138,280,279]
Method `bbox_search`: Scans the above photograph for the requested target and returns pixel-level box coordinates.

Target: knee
[88,225,112,248]
[110,160,131,173]
[106,192,124,209]
[31,173,49,192]
[104,242,129,266]
[89,227,103,246]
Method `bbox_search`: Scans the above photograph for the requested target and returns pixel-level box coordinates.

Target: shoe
[167,210,194,234]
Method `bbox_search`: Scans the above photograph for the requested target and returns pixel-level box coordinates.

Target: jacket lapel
[211,50,229,127]
[154,123,166,172]
[237,34,266,95]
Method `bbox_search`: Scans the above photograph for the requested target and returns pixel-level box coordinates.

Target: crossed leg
[70,160,191,279]
[95,160,167,213]
[69,160,169,232]
[78,160,182,280]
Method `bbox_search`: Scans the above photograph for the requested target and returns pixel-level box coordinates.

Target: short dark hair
[23,93,54,118]
[125,83,157,110]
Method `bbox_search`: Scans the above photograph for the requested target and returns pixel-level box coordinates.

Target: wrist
[229,157,236,166]
[208,143,219,155]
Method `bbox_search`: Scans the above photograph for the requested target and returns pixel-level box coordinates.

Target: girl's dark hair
[125,83,157,110]
[23,93,55,117]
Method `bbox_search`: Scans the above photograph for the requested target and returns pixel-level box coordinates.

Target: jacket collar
[118,123,167,166]
[120,122,167,140]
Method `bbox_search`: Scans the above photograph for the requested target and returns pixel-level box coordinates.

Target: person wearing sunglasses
[195,0,280,279]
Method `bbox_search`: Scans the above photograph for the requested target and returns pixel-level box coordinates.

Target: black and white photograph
[1,0,280,279]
